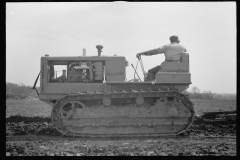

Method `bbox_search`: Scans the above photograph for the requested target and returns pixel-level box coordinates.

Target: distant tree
[182,86,234,100]
[190,86,201,98]
[191,86,200,94]
[6,82,36,97]
[6,83,18,94]
[215,93,236,100]
[202,90,216,99]
[214,94,222,99]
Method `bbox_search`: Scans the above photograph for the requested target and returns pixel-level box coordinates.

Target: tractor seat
[159,52,189,73]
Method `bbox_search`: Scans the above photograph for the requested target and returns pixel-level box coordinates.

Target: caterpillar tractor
[33,45,195,137]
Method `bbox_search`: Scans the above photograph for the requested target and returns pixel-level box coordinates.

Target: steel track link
[51,89,195,138]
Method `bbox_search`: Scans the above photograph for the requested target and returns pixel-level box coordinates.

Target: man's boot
[144,73,155,81]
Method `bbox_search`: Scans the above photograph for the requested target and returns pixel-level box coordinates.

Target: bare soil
[6,135,236,156]
[5,99,236,156]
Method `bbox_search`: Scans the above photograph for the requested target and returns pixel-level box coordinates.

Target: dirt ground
[5,99,236,156]
[6,116,236,156]
[6,135,236,156]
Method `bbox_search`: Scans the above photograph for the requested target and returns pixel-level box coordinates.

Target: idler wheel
[103,97,111,106]
[59,101,85,119]
[136,96,144,105]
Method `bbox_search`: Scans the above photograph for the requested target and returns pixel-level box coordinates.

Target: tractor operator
[136,35,187,81]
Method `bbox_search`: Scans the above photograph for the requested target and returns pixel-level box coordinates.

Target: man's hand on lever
[136,51,148,59]
[136,53,142,59]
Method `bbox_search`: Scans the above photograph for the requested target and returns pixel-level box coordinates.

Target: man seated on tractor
[136,35,187,81]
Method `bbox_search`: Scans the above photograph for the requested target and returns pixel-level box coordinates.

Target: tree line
[183,86,236,100]
[6,82,39,97]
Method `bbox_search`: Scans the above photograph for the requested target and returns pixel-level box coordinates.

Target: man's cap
[169,35,180,42]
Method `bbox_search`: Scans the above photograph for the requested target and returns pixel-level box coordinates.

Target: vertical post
[83,48,86,56]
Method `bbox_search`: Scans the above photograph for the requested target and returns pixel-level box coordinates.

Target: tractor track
[52,90,194,137]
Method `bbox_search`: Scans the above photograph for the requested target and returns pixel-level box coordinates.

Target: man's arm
[137,45,166,57]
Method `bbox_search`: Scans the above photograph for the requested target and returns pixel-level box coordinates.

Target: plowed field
[6,99,236,156]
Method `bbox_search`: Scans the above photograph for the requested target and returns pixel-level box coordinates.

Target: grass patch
[191,99,236,115]
[6,99,52,117]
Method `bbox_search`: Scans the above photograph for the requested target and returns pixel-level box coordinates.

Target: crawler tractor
[34,45,195,137]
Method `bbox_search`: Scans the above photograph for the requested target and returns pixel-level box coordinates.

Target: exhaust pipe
[96,45,103,56]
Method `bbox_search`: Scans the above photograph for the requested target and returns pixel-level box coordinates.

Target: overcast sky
[6,2,236,94]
